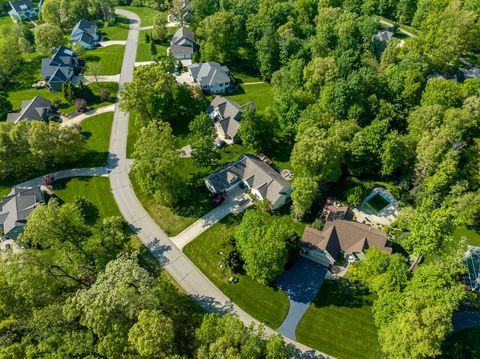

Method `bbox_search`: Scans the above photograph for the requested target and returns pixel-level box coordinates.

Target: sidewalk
[99,40,126,47]
[15,167,108,188]
[82,75,120,83]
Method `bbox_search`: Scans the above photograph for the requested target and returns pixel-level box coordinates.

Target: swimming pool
[361,192,391,215]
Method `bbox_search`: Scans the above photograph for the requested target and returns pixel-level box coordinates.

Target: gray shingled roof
[7,96,52,124]
[0,187,44,237]
[71,19,97,37]
[207,96,250,139]
[188,62,231,87]
[10,0,34,12]
[41,45,78,91]
[205,154,290,205]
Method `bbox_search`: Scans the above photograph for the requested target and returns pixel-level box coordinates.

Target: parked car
[234,194,249,206]
[215,140,227,149]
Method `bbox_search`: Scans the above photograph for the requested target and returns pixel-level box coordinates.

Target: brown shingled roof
[301,220,392,260]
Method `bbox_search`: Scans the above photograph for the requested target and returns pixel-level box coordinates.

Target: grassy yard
[226,83,274,112]
[0,15,12,29]
[136,31,168,62]
[441,328,480,358]
[454,226,480,246]
[296,279,383,359]
[77,112,113,168]
[85,45,125,75]
[0,186,11,197]
[54,177,120,218]
[183,214,291,328]
[116,6,165,27]
[101,15,130,41]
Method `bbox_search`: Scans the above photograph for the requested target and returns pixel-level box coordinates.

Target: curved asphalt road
[108,9,331,359]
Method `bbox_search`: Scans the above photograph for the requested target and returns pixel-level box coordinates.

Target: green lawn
[136,31,167,62]
[54,177,120,219]
[225,83,273,112]
[85,45,125,75]
[454,226,480,246]
[183,214,291,328]
[116,6,164,27]
[0,15,13,29]
[441,328,480,358]
[296,279,383,359]
[101,15,130,41]
[77,112,113,168]
[0,186,11,197]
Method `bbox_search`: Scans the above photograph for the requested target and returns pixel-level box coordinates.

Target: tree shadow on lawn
[172,179,213,218]
[311,279,373,309]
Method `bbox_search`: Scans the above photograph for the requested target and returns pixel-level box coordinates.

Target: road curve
[108,9,331,358]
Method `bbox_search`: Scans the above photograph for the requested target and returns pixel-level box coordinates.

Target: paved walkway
[60,104,116,127]
[99,40,127,47]
[379,19,416,37]
[82,75,120,83]
[171,187,252,250]
[109,9,331,359]
[16,167,107,188]
[242,81,266,85]
[276,258,327,340]
[134,61,155,67]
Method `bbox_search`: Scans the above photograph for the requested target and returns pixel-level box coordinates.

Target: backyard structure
[8,0,40,22]
[466,246,480,293]
[357,187,399,225]
[204,154,292,210]
[187,62,232,94]
[169,26,195,60]
[207,96,255,143]
[7,96,53,123]
[41,46,82,92]
[71,19,100,49]
[301,220,392,267]
[374,29,394,53]
[0,187,44,240]
[322,199,354,222]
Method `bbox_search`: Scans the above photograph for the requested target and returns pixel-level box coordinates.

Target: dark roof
[205,154,290,204]
[0,187,44,236]
[41,45,78,90]
[188,62,230,87]
[10,0,34,12]
[72,32,94,46]
[325,204,354,221]
[302,220,392,260]
[7,96,52,123]
[71,19,97,37]
[170,26,195,57]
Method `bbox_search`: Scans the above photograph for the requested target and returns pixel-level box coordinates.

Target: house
[6,96,53,124]
[207,96,255,143]
[71,19,99,49]
[0,187,44,240]
[187,62,232,94]
[41,45,81,92]
[301,220,392,267]
[169,26,195,60]
[205,154,291,210]
[8,0,40,22]
[374,29,394,53]
[323,200,354,222]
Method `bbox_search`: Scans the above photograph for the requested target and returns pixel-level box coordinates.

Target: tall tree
[34,23,65,56]
[131,121,184,206]
[188,112,217,167]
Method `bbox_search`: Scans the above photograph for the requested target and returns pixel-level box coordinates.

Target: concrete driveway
[170,186,252,249]
[276,257,327,340]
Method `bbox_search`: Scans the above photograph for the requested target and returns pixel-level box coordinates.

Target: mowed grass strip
[54,177,120,219]
[101,15,130,41]
[78,112,113,167]
[296,280,383,359]
[85,45,125,75]
[116,6,164,27]
[225,83,273,112]
[136,31,167,62]
[183,215,290,329]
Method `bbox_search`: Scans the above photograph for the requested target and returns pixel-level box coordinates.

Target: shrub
[346,186,365,207]
[99,88,110,101]
[74,98,88,113]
